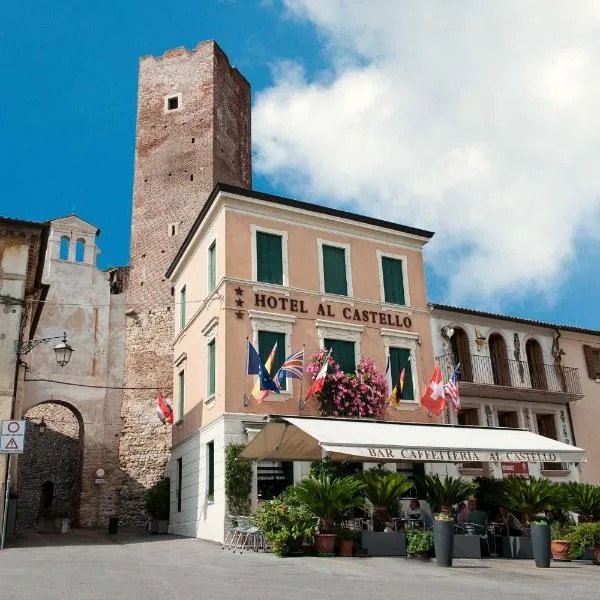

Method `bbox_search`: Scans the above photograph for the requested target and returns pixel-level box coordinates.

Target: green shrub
[145,478,170,520]
[564,483,600,523]
[407,530,434,555]
[565,522,600,559]
[225,443,252,515]
[500,476,565,523]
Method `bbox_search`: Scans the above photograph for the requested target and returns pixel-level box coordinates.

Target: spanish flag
[389,367,406,408]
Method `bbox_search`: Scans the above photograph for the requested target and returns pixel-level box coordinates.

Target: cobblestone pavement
[1,530,599,600]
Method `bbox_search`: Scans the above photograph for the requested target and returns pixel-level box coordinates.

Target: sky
[2,1,600,329]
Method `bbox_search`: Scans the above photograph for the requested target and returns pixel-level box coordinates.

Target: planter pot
[551,540,571,562]
[361,531,407,556]
[434,520,454,567]
[149,519,169,534]
[501,536,534,559]
[339,540,353,557]
[453,534,482,559]
[531,524,551,568]
[593,544,600,564]
[314,533,336,554]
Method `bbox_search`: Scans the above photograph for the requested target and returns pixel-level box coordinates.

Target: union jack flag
[444,364,461,412]
[275,348,305,387]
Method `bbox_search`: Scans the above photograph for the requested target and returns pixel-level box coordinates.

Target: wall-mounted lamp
[15,331,74,367]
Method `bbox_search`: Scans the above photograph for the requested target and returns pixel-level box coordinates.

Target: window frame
[323,338,356,374]
[207,337,216,399]
[179,285,186,330]
[164,93,182,113]
[177,368,185,424]
[381,329,420,405]
[176,457,183,512]
[208,239,217,292]
[207,441,215,500]
[251,225,289,287]
[388,346,415,402]
[317,239,353,298]
[376,250,410,307]
[316,320,362,371]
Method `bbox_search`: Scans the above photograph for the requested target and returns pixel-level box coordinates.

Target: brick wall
[120,41,251,525]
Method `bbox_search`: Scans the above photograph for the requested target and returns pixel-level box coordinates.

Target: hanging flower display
[306,350,389,418]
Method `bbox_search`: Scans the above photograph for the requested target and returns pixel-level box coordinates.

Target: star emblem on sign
[234,287,244,296]
[235,298,244,307]
[235,311,244,319]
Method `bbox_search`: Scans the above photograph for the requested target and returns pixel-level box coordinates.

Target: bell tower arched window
[75,239,86,263]
[59,236,70,261]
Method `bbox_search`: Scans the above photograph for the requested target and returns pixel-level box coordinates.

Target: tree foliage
[225,443,252,515]
[421,474,478,514]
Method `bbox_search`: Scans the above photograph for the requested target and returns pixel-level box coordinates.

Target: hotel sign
[501,462,530,477]
[254,293,412,329]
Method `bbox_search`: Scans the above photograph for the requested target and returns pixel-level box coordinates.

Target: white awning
[240,416,586,464]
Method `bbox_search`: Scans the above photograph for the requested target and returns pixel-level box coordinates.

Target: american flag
[444,364,461,412]
[275,348,305,387]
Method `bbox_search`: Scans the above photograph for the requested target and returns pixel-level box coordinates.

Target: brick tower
[120,41,251,525]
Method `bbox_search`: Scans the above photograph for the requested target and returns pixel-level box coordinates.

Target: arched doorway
[489,333,511,386]
[17,402,83,531]
[526,339,548,390]
[450,327,473,382]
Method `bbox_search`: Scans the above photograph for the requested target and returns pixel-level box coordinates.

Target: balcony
[437,353,583,404]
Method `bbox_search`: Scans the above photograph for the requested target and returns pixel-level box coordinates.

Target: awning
[240,416,586,464]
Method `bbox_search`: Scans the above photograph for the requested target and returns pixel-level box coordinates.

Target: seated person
[498,507,524,536]
[465,498,488,529]
[408,499,433,529]
[457,502,471,527]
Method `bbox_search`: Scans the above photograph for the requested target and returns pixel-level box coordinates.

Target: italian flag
[305,350,330,400]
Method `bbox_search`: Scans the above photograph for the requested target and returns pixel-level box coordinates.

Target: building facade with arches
[430,304,584,483]
[17,215,127,529]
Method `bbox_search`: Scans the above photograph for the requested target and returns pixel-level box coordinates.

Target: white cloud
[253,1,600,305]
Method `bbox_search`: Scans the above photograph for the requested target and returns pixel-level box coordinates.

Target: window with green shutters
[258,331,286,390]
[207,441,215,498]
[324,338,356,373]
[322,245,348,295]
[381,256,406,305]
[208,240,216,291]
[207,339,216,397]
[179,286,186,329]
[177,369,185,422]
[389,347,414,401]
[256,231,283,285]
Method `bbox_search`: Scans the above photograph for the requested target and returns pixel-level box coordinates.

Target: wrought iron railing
[437,353,582,396]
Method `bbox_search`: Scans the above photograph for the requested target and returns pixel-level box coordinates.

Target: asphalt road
[1,531,599,600]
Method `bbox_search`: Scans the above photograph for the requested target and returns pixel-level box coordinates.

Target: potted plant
[145,478,170,534]
[530,519,552,568]
[338,528,355,557]
[551,520,575,561]
[421,474,478,515]
[565,522,600,563]
[252,497,317,557]
[294,475,365,554]
[407,529,434,560]
[565,482,600,523]
[432,512,455,567]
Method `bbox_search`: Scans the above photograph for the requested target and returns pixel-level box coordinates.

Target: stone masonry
[119,41,251,525]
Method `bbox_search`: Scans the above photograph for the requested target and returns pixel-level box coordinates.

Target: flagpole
[243,336,249,407]
[299,344,306,415]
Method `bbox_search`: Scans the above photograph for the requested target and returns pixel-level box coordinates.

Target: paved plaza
[1,530,600,600]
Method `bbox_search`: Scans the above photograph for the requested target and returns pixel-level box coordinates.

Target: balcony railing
[437,353,583,398]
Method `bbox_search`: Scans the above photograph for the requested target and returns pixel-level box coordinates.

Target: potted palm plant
[551,519,575,561]
[501,476,564,567]
[294,475,365,555]
[145,478,170,534]
[565,482,600,523]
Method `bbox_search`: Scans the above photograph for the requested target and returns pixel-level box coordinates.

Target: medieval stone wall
[120,41,251,525]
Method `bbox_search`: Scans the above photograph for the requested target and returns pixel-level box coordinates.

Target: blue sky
[3,1,600,329]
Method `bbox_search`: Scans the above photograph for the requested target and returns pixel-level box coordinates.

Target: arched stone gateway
[17,402,83,530]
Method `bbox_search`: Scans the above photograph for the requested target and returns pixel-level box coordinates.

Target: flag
[253,342,279,403]
[275,348,305,387]
[420,364,446,416]
[247,341,262,375]
[156,392,173,424]
[389,367,407,408]
[444,364,461,412]
[385,355,390,375]
[305,350,331,400]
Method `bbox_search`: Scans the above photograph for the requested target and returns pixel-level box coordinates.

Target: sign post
[1,420,26,550]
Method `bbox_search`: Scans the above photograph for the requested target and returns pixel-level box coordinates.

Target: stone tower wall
[120,41,251,525]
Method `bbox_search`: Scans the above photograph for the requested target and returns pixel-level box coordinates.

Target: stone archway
[17,402,83,531]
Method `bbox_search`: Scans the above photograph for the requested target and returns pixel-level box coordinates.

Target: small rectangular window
[177,370,185,422]
[177,457,183,512]
[381,256,406,305]
[167,96,179,110]
[179,286,186,330]
[256,231,283,285]
[389,347,414,401]
[322,245,348,295]
[324,338,355,373]
[207,441,215,498]
[208,241,216,291]
[258,331,286,391]
[207,339,216,397]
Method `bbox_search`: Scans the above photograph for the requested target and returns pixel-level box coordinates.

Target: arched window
[489,333,511,386]
[75,238,85,263]
[59,236,70,261]
[526,339,548,390]
[450,327,473,382]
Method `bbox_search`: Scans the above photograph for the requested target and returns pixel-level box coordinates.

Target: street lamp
[15,331,74,367]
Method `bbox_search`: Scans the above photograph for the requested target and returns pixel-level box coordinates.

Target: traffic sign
[1,420,26,454]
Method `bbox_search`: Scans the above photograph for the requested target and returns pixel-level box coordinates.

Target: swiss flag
[420,364,446,416]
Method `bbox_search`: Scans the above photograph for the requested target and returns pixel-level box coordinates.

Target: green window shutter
[208,241,216,291]
[178,370,185,421]
[256,232,283,285]
[208,339,216,396]
[382,257,405,305]
[322,245,348,295]
[324,338,356,373]
[258,331,286,390]
[390,347,413,401]
[207,441,215,497]
[179,286,186,329]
